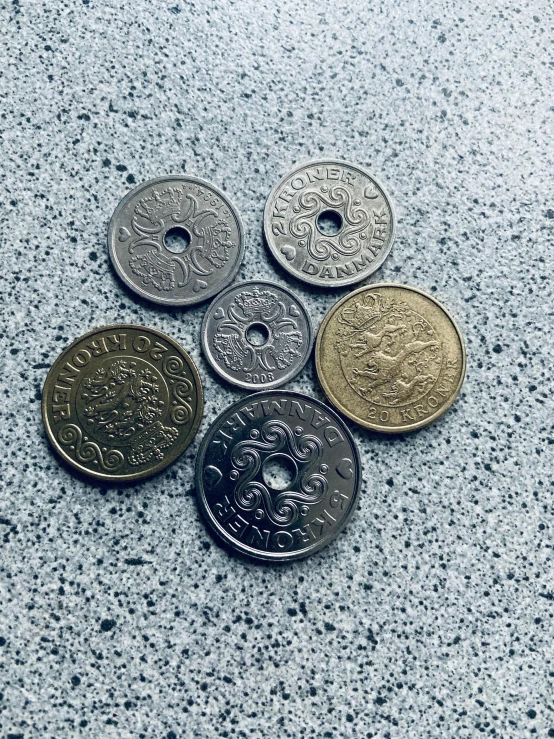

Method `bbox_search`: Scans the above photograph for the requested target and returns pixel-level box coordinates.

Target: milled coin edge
[315,283,467,433]
[108,174,245,307]
[194,390,362,562]
[200,279,314,391]
[263,159,396,288]
[41,324,204,481]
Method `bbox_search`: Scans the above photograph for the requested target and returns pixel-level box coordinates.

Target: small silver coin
[195,390,362,562]
[201,280,313,390]
[264,159,396,287]
[108,175,244,306]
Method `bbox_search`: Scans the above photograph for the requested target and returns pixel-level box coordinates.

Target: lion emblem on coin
[78,358,176,448]
[336,292,443,406]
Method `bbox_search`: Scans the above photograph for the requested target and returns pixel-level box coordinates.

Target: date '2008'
[245,372,274,383]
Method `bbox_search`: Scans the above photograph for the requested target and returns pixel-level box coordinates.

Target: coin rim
[201,279,314,390]
[263,159,396,288]
[108,175,245,306]
[41,324,204,481]
[315,283,467,433]
[194,390,362,562]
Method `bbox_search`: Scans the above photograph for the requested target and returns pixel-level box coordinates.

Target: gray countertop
[1,1,552,737]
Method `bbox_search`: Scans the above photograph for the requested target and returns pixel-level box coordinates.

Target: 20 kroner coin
[316,284,466,432]
[42,325,203,481]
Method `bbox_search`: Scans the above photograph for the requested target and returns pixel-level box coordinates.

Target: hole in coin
[246,322,269,347]
[262,454,297,491]
[316,209,343,236]
[163,226,191,254]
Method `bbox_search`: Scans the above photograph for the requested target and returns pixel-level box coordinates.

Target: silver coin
[195,390,361,562]
[264,159,396,287]
[201,280,313,390]
[108,175,244,306]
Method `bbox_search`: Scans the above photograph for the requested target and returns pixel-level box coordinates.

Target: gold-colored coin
[315,284,466,433]
[42,325,203,481]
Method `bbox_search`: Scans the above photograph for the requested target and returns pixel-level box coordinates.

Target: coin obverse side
[42,325,204,481]
[264,159,396,287]
[316,285,466,433]
[108,175,244,306]
[195,391,362,562]
[201,280,313,390]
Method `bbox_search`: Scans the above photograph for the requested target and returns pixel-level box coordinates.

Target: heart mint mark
[193,279,208,292]
[336,458,353,479]
[280,244,296,261]
[204,465,222,487]
[363,185,378,199]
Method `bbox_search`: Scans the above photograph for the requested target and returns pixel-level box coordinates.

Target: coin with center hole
[316,284,466,432]
[195,391,361,562]
[42,325,203,481]
[264,159,396,287]
[108,175,244,306]
[201,280,313,390]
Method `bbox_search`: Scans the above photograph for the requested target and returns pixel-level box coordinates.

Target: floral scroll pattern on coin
[229,420,328,526]
[289,184,376,261]
[58,424,124,471]
[212,286,303,373]
[127,186,236,292]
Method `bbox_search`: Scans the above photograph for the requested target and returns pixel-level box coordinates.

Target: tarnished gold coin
[42,325,203,481]
[315,285,466,433]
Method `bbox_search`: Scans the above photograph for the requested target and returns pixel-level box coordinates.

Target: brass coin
[42,325,203,481]
[315,284,466,433]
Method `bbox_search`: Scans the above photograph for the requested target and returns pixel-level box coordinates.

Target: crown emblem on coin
[338,292,391,331]
[134,187,184,222]
[235,286,278,316]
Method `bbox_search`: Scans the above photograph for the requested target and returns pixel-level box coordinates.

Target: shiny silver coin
[108,175,244,306]
[201,280,313,390]
[264,159,396,287]
[195,391,361,562]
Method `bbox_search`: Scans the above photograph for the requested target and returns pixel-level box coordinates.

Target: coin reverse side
[201,280,313,390]
[195,391,361,562]
[108,175,244,306]
[42,325,203,481]
[264,159,395,287]
[316,285,466,433]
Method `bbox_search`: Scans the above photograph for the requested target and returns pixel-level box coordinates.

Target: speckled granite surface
[0,1,552,737]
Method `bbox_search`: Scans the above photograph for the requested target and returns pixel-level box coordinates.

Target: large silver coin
[264,159,396,287]
[108,175,244,306]
[195,391,361,562]
[201,280,313,390]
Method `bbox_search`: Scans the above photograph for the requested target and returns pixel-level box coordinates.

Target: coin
[264,159,396,287]
[195,391,361,562]
[108,175,244,306]
[42,325,203,481]
[201,280,313,390]
[316,284,466,433]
